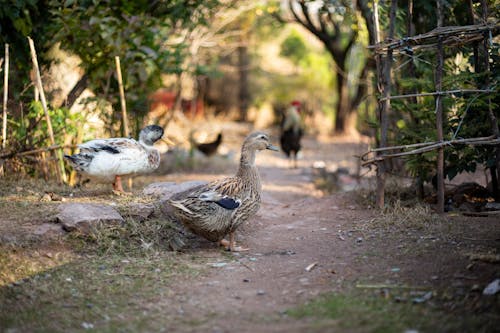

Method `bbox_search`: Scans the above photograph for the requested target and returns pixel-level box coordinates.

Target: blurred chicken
[193,132,223,157]
[280,101,304,168]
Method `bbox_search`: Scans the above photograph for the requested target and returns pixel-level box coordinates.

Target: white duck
[65,125,166,194]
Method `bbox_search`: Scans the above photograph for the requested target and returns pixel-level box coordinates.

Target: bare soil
[0,125,499,332]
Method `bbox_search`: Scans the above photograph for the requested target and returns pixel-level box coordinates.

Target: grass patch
[287,291,498,333]
[0,253,204,332]
[0,244,76,287]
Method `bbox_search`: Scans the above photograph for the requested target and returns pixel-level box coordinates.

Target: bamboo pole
[435,0,445,213]
[2,44,8,149]
[115,56,129,138]
[115,55,133,190]
[379,89,493,101]
[0,144,78,159]
[368,22,500,52]
[27,36,67,183]
[362,136,500,166]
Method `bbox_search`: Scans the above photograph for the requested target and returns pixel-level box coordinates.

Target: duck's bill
[266,144,279,152]
[161,137,175,145]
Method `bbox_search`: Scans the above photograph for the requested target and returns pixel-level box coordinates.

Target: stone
[56,203,124,233]
[121,202,156,222]
[143,181,208,200]
[33,223,65,236]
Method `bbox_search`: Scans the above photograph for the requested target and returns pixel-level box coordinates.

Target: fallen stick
[0,144,78,159]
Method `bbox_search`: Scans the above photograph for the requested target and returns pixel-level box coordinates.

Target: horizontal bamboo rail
[361,135,500,167]
[369,21,499,54]
[378,89,494,101]
[0,144,78,159]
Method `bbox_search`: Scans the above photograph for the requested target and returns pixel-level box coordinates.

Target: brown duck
[166,131,279,251]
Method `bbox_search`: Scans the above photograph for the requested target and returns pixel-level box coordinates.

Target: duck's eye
[259,135,267,140]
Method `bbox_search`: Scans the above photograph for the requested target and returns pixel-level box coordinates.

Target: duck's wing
[169,178,241,213]
[78,138,141,154]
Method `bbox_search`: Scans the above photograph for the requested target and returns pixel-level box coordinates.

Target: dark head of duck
[140,125,164,145]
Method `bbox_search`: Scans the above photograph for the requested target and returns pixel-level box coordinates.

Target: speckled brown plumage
[165,131,278,251]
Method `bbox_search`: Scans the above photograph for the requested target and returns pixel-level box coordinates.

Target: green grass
[0,253,204,332]
[287,291,499,333]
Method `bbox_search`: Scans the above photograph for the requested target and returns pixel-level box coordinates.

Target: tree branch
[63,74,88,109]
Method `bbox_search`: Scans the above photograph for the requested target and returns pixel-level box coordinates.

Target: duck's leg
[220,232,249,252]
[112,175,131,195]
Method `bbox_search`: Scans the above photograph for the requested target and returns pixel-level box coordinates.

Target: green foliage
[379,0,500,188]
[392,41,499,185]
[280,29,308,66]
[0,1,53,98]
[2,0,222,137]
[9,101,81,151]
[253,28,335,118]
[47,0,194,132]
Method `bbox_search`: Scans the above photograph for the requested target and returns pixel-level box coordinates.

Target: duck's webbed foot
[112,175,132,196]
[220,233,249,252]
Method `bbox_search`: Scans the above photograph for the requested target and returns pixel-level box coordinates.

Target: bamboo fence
[368,21,500,54]
[368,0,499,212]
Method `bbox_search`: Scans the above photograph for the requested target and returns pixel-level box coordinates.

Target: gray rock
[143,181,208,200]
[122,202,156,221]
[33,223,65,236]
[56,203,124,233]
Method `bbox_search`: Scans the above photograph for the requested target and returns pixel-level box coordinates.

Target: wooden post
[2,44,8,149]
[375,0,397,210]
[435,0,445,213]
[27,36,67,183]
[480,0,500,200]
[373,0,384,209]
[115,56,129,138]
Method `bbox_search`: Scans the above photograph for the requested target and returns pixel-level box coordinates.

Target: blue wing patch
[214,197,240,210]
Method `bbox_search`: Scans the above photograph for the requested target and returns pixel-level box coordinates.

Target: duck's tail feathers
[169,200,194,215]
[64,153,94,171]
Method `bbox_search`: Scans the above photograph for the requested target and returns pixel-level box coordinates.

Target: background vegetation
[0,0,498,198]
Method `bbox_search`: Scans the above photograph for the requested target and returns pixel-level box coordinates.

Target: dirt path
[154,136,377,332]
[138,134,499,333]
[1,130,498,332]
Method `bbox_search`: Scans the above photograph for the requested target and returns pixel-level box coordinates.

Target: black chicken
[195,133,223,157]
[280,101,303,168]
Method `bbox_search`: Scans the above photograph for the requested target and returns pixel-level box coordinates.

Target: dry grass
[73,216,184,256]
[373,200,447,229]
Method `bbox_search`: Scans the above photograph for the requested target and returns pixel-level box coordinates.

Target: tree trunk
[237,44,250,122]
[334,71,355,135]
